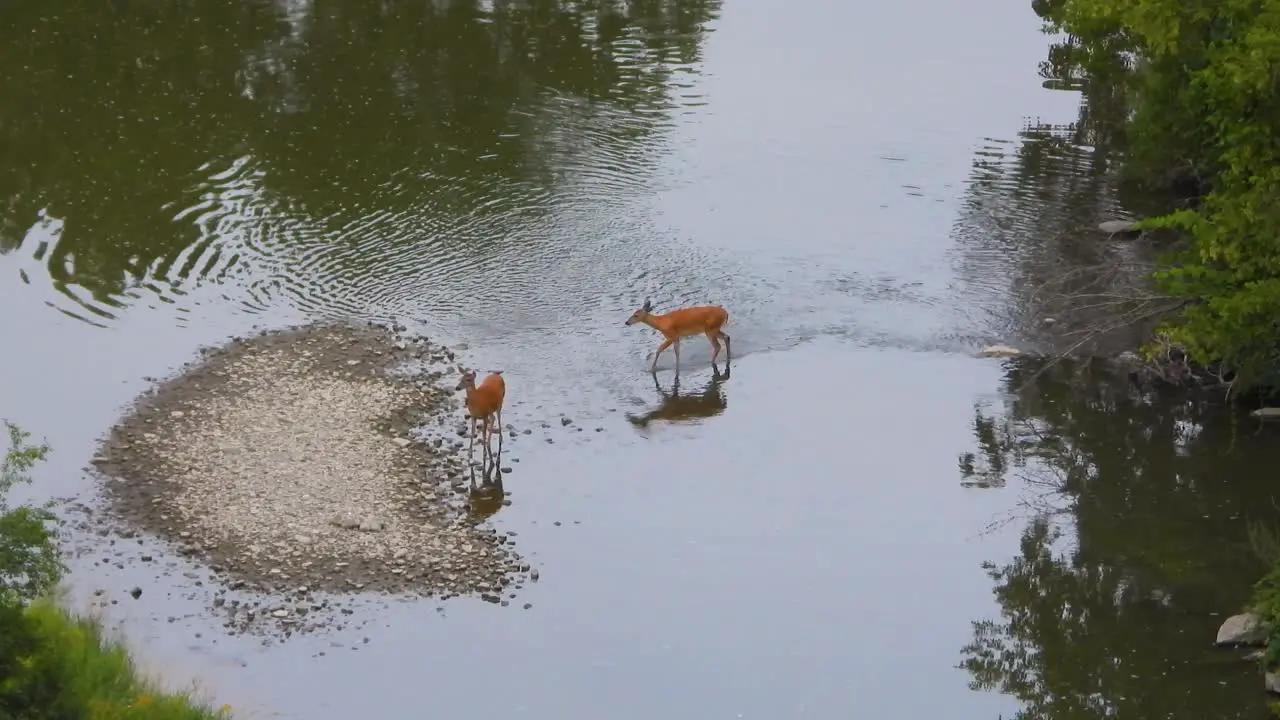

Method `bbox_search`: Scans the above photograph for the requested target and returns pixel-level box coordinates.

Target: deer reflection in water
[467,469,505,521]
[465,429,507,521]
[627,363,731,428]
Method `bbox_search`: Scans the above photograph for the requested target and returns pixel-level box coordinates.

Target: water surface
[0,0,1275,718]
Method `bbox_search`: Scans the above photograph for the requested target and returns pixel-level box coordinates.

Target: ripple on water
[12,6,951,393]
[945,124,1143,352]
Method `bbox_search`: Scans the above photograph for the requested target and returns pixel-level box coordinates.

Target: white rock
[1251,408,1280,419]
[977,345,1022,359]
[1267,672,1280,694]
[392,437,412,448]
[1216,612,1266,647]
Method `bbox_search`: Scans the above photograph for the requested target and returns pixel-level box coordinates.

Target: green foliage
[0,601,233,719]
[0,423,231,717]
[1041,0,1280,394]
[0,420,62,605]
[1251,564,1280,669]
[1247,522,1280,671]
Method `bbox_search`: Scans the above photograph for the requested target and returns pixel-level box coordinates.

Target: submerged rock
[1215,612,1266,647]
[977,345,1022,359]
[1098,219,1142,235]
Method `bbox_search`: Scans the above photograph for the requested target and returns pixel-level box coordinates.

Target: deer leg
[651,338,674,372]
[720,331,731,363]
[706,331,721,362]
[495,408,504,466]
[673,338,682,375]
[483,415,494,474]
[467,417,478,487]
[467,416,476,467]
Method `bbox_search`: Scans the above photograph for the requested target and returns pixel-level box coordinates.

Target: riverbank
[2,599,232,719]
[1035,0,1280,700]
[85,321,534,638]
[1032,0,1280,399]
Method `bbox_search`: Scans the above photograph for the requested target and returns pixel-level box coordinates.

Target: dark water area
[1,0,1278,718]
[962,357,1276,719]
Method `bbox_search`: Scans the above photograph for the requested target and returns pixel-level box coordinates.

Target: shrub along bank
[1035,0,1280,395]
[0,421,231,719]
[1034,0,1280,703]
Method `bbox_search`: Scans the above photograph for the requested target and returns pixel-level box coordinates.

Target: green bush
[1038,0,1280,395]
[0,421,61,605]
[0,422,232,719]
[0,601,232,720]
[1253,566,1280,671]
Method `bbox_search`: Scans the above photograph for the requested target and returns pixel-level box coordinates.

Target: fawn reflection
[466,429,506,521]
[467,469,505,521]
[627,363,730,428]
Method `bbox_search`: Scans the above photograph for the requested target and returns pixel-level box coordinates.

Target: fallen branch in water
[1007,247,1195,392]
[1013,298,1189,395]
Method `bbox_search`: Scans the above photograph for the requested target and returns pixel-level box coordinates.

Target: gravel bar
[87,321,532,637]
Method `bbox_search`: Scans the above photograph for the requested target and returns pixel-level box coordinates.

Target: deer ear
[642,298,652,311]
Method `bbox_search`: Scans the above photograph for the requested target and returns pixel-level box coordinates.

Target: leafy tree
[0,422,64,715]
[1035,0,1280,394]
[0,421,62,606]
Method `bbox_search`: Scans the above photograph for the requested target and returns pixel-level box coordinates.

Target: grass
[2,599,233,720]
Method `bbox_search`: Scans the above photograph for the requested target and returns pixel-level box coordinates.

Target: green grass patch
[1,599,233,719]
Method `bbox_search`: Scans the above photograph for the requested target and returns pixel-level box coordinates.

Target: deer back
[659,305,729,336]
[468,372,505,416]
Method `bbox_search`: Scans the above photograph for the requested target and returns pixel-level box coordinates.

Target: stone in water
[1098,220,1141,235]
[1215,613,1265,647]
[977,345,1022,359]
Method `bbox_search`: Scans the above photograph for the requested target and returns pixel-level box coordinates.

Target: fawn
[454,366,506,471]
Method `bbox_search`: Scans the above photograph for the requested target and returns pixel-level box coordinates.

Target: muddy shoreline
[83,321,535,638]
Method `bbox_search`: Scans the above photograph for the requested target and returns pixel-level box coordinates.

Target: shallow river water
[1,0,1277,718]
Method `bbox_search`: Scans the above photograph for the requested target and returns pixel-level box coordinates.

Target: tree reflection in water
[958,357,1275,719]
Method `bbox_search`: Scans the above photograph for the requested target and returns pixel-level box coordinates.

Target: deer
[624,298,731,374]
[454,366,506,475]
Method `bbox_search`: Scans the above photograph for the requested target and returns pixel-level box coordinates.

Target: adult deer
[455,366,506,474]
[624,298,731,373]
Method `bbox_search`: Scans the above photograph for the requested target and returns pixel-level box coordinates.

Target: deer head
[454,366,477,392]
[624,298,654,326]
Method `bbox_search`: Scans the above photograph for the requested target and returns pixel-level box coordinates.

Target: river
[0,0,1274,718]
